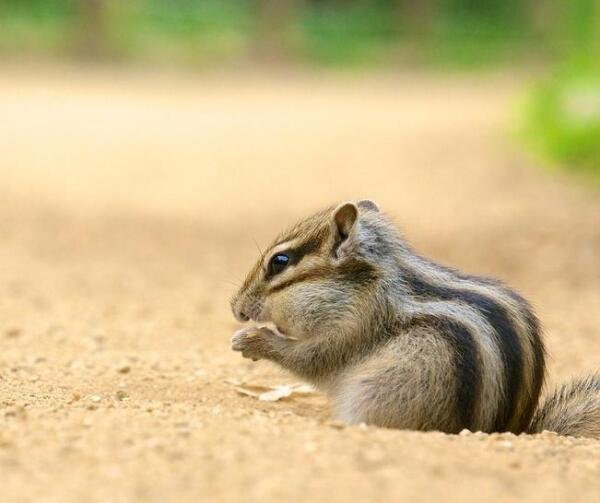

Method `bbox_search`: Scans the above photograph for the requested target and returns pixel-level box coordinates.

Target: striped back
[395,251,546,433]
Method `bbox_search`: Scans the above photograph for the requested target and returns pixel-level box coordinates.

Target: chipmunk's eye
[269,253,290,276]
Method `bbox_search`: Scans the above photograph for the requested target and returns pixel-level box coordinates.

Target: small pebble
[146,437,164,449]
[4,406,27,420]
[175,422,191,436]
[115,390,129,401]
[5,328,21,339]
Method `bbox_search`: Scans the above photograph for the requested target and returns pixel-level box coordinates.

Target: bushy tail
[528,374,600,439]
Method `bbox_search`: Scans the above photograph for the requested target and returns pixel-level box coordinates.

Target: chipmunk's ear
[357,199,379,212]
[332,202,358,258]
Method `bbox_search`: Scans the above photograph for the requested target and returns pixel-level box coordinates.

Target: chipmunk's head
[230,200,399,339]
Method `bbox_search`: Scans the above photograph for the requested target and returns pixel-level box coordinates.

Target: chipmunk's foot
[231,326,276,361]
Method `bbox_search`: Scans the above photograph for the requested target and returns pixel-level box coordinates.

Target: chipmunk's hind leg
[330,330,463,432]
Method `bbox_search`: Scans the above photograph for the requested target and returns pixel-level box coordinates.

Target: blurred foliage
[108,1,253,65]
[0,0,582,68]
[1,1,597,175]
[0,0,74,54]
[523,71,600,175]
[293,3,398,65]
[521,0,600,175]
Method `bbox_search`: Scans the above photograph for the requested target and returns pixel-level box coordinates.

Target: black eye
[269,253,290,276]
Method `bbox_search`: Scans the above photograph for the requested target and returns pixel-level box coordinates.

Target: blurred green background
[0,0,598,174]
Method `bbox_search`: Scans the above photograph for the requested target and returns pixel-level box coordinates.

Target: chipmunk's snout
[231,293,264,322]
[231,300,250,322]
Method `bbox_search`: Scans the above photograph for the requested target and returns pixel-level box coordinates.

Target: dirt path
[1,67,599,502]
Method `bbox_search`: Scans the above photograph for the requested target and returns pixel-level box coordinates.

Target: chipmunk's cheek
[264,290,300,338]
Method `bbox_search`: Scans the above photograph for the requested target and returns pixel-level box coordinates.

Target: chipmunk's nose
[231,300,250,322]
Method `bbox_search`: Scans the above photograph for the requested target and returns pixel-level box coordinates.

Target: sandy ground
[0,66,599,503]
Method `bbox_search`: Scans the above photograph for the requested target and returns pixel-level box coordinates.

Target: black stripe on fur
[404,272,524,432]
[408,315,482,432]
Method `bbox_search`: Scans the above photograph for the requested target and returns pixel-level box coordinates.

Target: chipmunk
[230,200,600,438]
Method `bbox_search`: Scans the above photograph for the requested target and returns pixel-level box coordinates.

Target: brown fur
[230,201,600,438]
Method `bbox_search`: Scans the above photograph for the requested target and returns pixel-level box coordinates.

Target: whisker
[218,278,242,288]
[252,237,265,260]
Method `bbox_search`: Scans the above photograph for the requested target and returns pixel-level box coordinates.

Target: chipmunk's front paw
[231,326,274,361]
